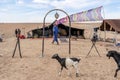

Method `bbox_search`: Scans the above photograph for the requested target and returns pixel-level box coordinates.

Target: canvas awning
[63,22,102,29]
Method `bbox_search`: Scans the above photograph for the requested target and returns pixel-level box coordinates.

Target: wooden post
[104,21,106,41]
[98,25,101,41]
[110,26,112,31]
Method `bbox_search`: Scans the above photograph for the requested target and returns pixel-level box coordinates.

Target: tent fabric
[63,22,101,29]
[31,23,85,38]
[100,19,120,32]
[57,6,103,23]
[25,22,101,29]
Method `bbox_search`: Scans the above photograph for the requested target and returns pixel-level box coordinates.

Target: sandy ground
[0,38,120,80]
[0,23,120,80]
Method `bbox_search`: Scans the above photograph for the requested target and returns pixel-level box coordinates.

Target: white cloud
[0,0,8,3]
[0,0,119,22]
[33,0,51,4]
[31,0,112,10]
[0,8,8,12]
[105,12,120,19]
[17,0,24,4]
[51,0,92,9]
[54,0,112,9]
[32,0,89,9]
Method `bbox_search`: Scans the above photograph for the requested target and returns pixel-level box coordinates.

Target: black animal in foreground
[106,50,120,77]
[52,54,80,77]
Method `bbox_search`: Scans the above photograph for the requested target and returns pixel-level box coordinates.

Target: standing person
[52,22,59,45]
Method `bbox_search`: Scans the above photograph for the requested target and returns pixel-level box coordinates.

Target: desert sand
[0,23,120,80]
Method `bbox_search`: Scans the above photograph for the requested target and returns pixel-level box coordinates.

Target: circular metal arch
[41,9,71,57]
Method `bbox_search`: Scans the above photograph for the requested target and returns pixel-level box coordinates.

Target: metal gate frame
[41,9,71,57]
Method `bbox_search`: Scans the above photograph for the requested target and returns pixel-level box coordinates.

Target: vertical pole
[98,23,101,40]
[110,26,112,31]
[104,21,106,41]
[18,37,22,58]
[68,16,71,56]
[41,19,45,57]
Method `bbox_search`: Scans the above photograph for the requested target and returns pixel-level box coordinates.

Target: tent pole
[98,24,101,40]
[110,26,112,31]
[104,21,106,41]
[89,29,92,39]
[102,6,106,41]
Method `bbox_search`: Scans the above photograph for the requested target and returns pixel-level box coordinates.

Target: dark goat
[52,54,80,77]
[106,50,120,77]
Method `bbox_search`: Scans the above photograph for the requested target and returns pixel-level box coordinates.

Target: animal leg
[114,68,120,77]
[59,67,63,76]
[74,63,79,77]
[67,66,72,77]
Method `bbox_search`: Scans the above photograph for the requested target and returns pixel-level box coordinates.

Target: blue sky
[0,0,120,23]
